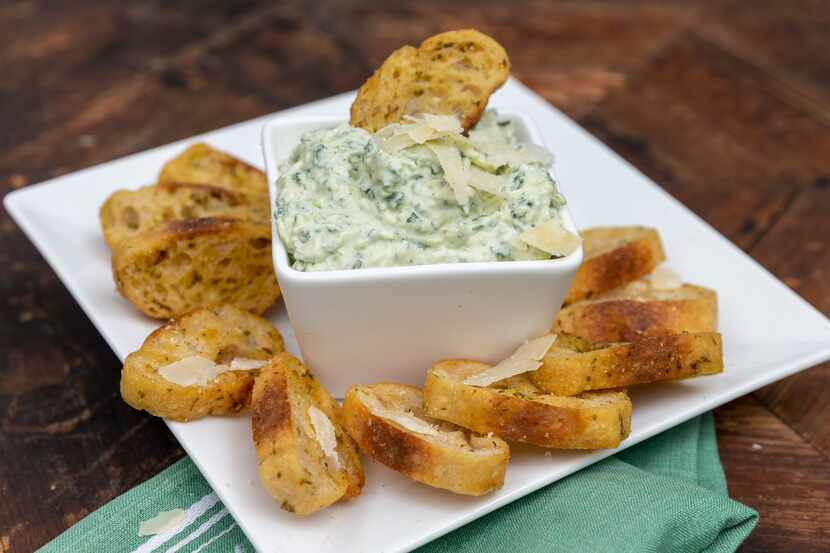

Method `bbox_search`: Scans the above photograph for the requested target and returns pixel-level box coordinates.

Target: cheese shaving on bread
[308,406,341,469]
[464,334,558,387]
[361,392,440,436]
[157,355,268,387]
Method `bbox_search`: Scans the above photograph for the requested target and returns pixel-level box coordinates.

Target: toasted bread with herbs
[423,361,631,450]
[342,383,509,496]
[530,332,723,396]
[120,304,283,421]
[112,217,280,318]
[350,29,510,132]
[565,227,665,305]
[252,353,364,515]
[99,182,269,250]
[158,143,268,197]
[555,279,717,343]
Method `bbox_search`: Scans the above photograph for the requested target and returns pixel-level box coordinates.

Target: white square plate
[6,78,830,553]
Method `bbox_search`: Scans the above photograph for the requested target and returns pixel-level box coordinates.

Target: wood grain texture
[1,1,828,552]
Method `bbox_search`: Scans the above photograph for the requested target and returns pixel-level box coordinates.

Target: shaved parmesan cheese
[421,113,463,134]
[158,356,265,387]
[362,393,440,436]
[468,166,506,197]
[464,334,559,387]
[426,142,471,208]
[138,509,185,537]
[647,265,683,290]
[398,119,436,144]
[307,406,340,469]
[157,356,225,387]
[376,131,416,154]
[376,114,464,154]
[520,220,582,257]
[229,357,268,371]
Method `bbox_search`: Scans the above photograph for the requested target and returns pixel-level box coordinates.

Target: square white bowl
[262,111,583,396]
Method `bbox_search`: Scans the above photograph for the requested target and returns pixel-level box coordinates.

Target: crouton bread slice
[350,29,510,132]
[342,383,509,496]
[120,304,283,421]
[112,217,280,318]
[252,353,364,515]
[565,226,665,305]
[424,362,631,449]
[531,332,723,396]
[99,182,269,250]
[556,279,717,343]
[158,143,268,197]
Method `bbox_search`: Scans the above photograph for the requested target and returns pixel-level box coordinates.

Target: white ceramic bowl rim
[262,109,582,285]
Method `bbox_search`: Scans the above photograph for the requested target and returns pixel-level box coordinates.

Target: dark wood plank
[716,396,830,553]
[579,31,830,251]
[698,0,830,109]
[749,182,830,459]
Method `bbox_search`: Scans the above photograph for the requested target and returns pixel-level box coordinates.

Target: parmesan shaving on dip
[426,142,471,208]
[307,406,340,469]
[464,334,558,387]
[520,220,582,258]
[157,355,267,387]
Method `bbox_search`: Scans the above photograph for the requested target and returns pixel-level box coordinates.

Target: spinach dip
[274,111,571,271]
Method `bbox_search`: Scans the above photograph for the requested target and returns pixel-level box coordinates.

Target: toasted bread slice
[342,383,509,495]
[252,353,364,515]
[531,332,723,396]
[350,29,510,132]
[158,143,268,197]
[99,183,269,250]
[112,217,280,318]
[120,304,283,421]
[565,227,665,304]
[555,279,717,343]
[424,362,631,449]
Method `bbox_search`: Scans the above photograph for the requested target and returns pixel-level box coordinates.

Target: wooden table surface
[1,1,829,551]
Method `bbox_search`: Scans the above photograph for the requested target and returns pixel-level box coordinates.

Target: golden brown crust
[423,361,632,449]
[112,217,280,318]
[531,332,724,396]
[158,143,268,197]
[342,383,509,496]
[555,283,717,342]
[119,304,284,421]
[252,353,364,515]
[565,227,666,305]
[350,29,510,132]
[99,182,269,250]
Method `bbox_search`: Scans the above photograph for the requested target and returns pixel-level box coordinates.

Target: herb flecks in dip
[275,111,575,271]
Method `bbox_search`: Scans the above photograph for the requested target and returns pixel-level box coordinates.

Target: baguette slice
[342,383,509,495]
[99,182,269,249]
[565,227,665,304]
[350,29,510,132]
[531,332,723,396]
[120,304,284,421]
[158,143,268,197]
[424,362,631,449]
[555,279,717,343]
[252,353,364,515]
[112,217,280,318]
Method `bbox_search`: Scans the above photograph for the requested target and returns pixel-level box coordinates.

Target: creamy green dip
[275,111,567,271]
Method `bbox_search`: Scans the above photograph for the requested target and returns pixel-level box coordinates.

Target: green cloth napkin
[38,413,757,553]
